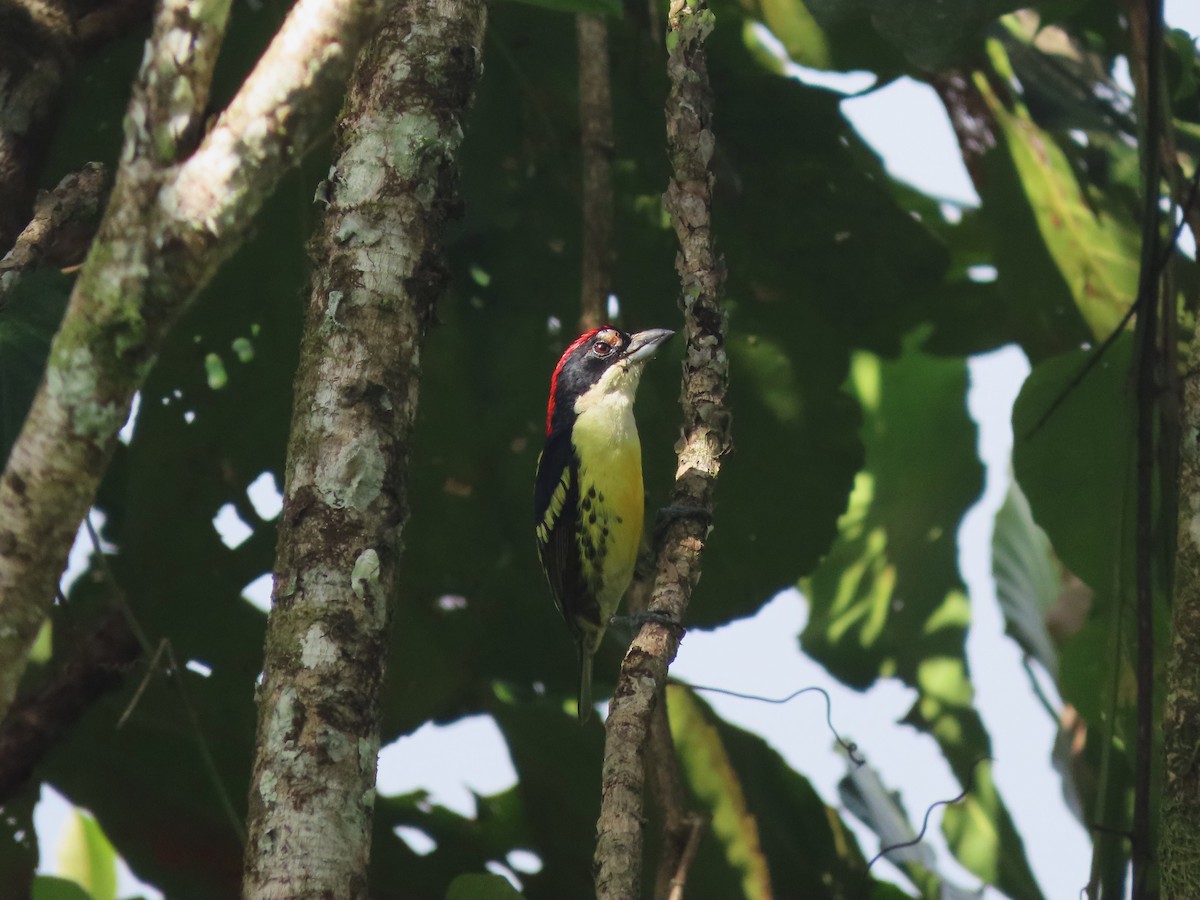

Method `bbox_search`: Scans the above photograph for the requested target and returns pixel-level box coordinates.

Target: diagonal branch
[0,0,393,724]
[594,0,729,895]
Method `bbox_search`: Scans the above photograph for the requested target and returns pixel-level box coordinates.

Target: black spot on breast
[588,486,597,499]
[588,512,597,524]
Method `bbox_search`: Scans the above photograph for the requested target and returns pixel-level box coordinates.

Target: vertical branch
[593,0,729,895]
[1125,1,1164,897]
[240,0,486,897]
[577,8,702,891]
[577,12,614,332]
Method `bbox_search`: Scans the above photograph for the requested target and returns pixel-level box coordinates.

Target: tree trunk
[240,0,486,896]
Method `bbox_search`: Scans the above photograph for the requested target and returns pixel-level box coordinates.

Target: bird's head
[545,326,674,435]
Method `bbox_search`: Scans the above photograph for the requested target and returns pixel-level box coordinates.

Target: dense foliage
[1,0,1198,897]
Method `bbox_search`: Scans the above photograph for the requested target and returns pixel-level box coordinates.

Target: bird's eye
[593,341,612,356]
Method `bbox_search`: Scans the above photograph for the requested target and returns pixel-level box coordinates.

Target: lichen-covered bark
[594,0,729,896]
[240,1,485,897]
[1162,328,1200,896]
[0,0,391,724]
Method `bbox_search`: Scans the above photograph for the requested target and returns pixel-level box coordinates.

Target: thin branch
[648,701,695,900]
[594,0,729,894]
[666,815,705,900]
[1125,1,1165,897]
[0,610,140,802]
[576,12,614,332]
[0,0,392,724]
[0,163,109,306]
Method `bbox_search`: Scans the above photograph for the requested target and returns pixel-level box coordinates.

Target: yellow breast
[571,393,644,613]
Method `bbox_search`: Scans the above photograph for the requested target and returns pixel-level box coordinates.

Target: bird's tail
[577,650,594,723]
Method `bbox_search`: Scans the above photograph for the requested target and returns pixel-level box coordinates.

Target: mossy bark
[240,1,486,897]
[0,0,389,724]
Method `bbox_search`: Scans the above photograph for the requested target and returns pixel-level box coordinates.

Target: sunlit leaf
[56,810,117,900]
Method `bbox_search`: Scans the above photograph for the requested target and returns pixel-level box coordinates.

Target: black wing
[533,429,591,632]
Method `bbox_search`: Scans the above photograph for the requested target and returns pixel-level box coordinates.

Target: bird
[534,325,674,722]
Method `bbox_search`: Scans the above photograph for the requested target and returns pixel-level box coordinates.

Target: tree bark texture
[240,1,486,897]
[576,12,613,333]
[0,0,392,725]
[1162,326,1200,896]
[594,0,729,896]
[0,0,151,249]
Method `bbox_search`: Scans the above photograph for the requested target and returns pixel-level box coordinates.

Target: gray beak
[624,328,674,363]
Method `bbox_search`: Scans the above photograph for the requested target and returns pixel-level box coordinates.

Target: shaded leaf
[31,877,94,900]
[1010,336,1135,600]
[669,686,772,900]
[446,873,525,899]
[802,0,1022,69]
[977,41,1141,344]
[839,756,980,899]
[668,685,886,899]
[802,342,1043,899]
[991,483,1060,677]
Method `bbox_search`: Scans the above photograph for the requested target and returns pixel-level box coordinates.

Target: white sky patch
[961,345,1092,899]
[117,392,141,445]
[842,78,980,207]
[242,572,273,613]
[60,511,109,597]
[393,825,437,856]
[506,849,543,874]
[185,659,213,678]
[376,716,517,819]
[247,471,284,521]
[967,264,998,283]
[212,503,253,549]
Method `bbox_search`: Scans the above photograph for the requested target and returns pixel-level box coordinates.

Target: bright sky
[36,4,1200,898]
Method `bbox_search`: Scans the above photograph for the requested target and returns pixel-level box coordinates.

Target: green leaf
[802,0,1022,69]
[1011,337,1135,597]
[802,341,1044,899]
[839,758,979,899]
[56,810,117,900]
[978,41,1141,345]
[668,685,883,898]
[991,483,1060,677]
[445,873,525,900]
[669,687,772,900]
[31,877,94,900]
